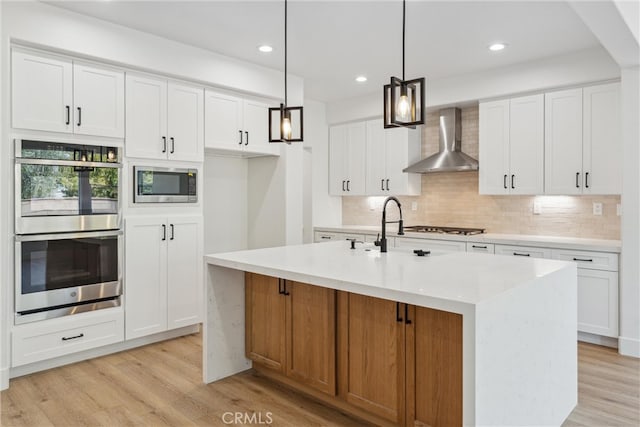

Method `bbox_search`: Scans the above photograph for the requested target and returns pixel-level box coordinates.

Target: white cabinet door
[125,217,168,340]
[329,125,347,195]
[125,74,168,160]
[12,50,73,133]
[494,244,551,259]
[577,270,618,337]
[244,99,279,156]
[366,120,387,195]
[509,94,544,195]
[167,216,203,329]
[479,99,510,195]
[168,82,203,162]
[583,83,621,195]
[204,90,244,150]
[545,88,583,195]
[385,126,420,195]
[346,122,367,195]
[73,63,125,138]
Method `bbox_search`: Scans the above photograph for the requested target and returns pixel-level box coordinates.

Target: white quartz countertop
[205,241,574,311]
[314,225,621,253]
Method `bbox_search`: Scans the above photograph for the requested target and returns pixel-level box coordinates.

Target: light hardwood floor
[1,332,638,426]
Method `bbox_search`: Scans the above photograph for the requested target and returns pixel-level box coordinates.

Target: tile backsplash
[341,106,621,240]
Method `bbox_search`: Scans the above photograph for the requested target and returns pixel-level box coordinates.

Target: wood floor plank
[1,332,638,427]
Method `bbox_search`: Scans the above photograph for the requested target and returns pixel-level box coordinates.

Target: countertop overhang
[205,241,574,311]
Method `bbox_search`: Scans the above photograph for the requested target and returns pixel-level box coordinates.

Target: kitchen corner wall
[342,106,621,240]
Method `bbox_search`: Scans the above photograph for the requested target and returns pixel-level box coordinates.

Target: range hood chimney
[403,107,479,173]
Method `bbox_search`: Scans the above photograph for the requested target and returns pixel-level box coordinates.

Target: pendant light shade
[383,0,426,129]
[269,0,303,143]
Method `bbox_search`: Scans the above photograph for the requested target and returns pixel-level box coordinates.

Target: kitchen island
[203,241,577,426]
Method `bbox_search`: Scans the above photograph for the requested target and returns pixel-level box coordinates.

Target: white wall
[203,155,248,254]
[0,0,8,390]
[306,99,342,227]
[620,66,640,357]
[327,47,619,124]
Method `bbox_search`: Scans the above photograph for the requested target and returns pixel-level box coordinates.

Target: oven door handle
[15,229,123,242]
[15,158,122,168]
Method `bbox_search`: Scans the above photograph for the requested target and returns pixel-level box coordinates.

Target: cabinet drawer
[551,249,618,271]
[494,245,551,259]
[12,308,124,367]
[314,231,365,243]
[466,242,495,254]
[396,237,466,252]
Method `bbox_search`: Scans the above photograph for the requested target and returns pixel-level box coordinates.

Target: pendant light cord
[284,0,288,107]
[402,0,405,81]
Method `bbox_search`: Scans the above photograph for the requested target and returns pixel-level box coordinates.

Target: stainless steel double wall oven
[14,139,123,323]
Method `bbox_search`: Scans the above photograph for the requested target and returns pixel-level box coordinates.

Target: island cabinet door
[405,306,463,427]
[285,281,337,396]
[245,273,286,373]
[338,292,406,424]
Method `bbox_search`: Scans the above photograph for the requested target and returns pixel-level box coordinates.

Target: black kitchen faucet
[375,196,404,253]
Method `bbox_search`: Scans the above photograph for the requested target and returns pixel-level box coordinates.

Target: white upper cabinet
[479,94,543,195]
[582,83,621,195]
[205,91,244,150]
[73,63,125,138]
[545,83,621,195]
[205,89,279,156]
[509,94,544,194]
[126,74,203,162]
[125,74,168,160]
[329,122,366,195]
[545,88,584,195]
[479,99,510,194]
[12,50,73,133]
[167,82,204,162]
[12,50,124,138]
[365,119,421,196]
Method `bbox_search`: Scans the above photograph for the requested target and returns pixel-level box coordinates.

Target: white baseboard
[618,336,640,358]
[9,324,200,381]
[1,367,9,391]
[578,331,618,348]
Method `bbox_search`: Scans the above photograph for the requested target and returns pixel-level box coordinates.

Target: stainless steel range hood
[403,107,479,173]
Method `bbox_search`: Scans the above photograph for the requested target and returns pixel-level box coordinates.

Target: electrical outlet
[533,201,542,215]
[411,201,418,211]
[593,202,603,216]
[617,204,622,216]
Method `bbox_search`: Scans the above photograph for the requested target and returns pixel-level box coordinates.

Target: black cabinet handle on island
[396,302,403,323]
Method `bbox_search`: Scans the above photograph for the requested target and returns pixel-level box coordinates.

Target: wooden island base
[245,272,462,427]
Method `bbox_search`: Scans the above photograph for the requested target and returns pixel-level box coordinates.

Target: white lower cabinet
[466,242,495,253]
[494,244,551,259]
[314,231,366,243]
[395,237,466,252]
[125,215,203,340]
[12,308,124,367]
[551,249,619,338]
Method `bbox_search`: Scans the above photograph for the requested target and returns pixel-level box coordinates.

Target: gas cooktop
[403,225,485,236]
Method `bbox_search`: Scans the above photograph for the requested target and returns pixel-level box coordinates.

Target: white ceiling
[46,1,602,103]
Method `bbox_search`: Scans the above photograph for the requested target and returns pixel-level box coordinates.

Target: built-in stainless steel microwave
[133,166,197,203]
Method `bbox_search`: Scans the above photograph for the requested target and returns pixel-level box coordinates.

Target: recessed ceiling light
[355,76,367,83]
[258,45,273,53]
[489,43,507,52]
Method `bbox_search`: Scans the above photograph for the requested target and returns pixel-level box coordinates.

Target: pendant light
[269,0,303,143]
[383,0,425,129]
